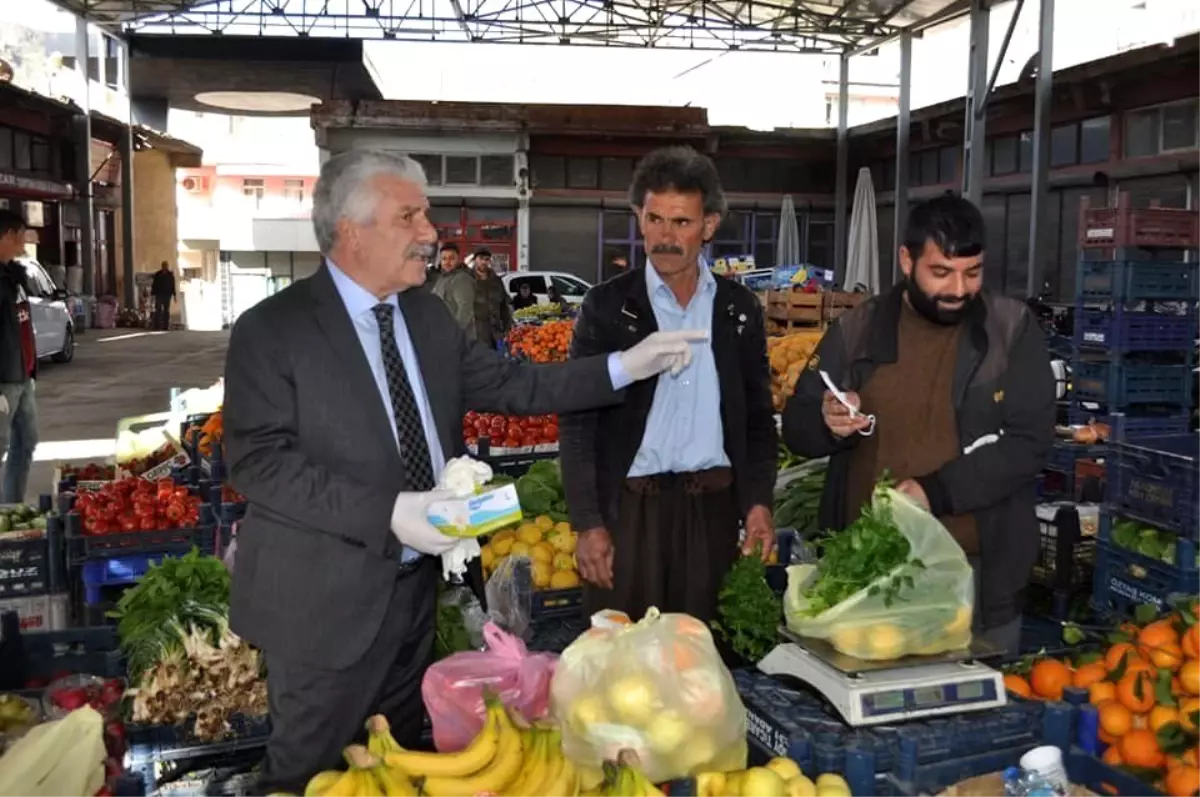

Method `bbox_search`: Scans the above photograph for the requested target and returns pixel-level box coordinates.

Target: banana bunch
[305,745,416,797]
[582,750,664,797]
[694,758,851,797]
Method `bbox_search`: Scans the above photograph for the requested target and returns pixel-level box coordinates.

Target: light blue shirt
[627,262,729,477]
[327,260,448,561]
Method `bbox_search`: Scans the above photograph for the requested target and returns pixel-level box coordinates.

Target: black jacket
[782,285,1055,629]
[0,262,33,383]
[151,269,176,299]
[559,268,777,532]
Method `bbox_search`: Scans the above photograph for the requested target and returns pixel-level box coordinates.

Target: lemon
[492,528,515,544]
[535,515,554,530]
[944,606,972,635]
[606,673,661,725]
[554,520,573,535]
[552,552,576,571]
[549,530,578,553]
[517,523,543,545]
[567,695,608,735]
[531,542,555,564]
[867,624,906,660]
[645,710,690,754]
[532,561,553,588]
[786,775,817,797]
[491,537,514,556]
[480,544,495,570]
[765,758,802,781]
[509,541,531,557]
[815,773,851,797]
[550,570,580,589]
[829,626,866,657]
[739,768,787,797]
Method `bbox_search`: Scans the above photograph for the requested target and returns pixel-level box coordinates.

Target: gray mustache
[406,244,436,259]
[651,244,684,255]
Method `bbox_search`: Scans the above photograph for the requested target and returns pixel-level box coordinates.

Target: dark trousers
[582,468,740,625]
[152,297,171,330]
[260,558,437,794]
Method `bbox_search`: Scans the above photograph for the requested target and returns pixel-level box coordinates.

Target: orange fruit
[1151,704,1182,733]
[1106,643,1149,673]
[1090,680,1119,705]
[1185,749,1199,768]
[1151,642,1187,671]
[1181,658,1200,695]
[1004,674,1033,698]
[1140,619,1182,654]
[1165,765,1200,797]
[1118,670,1158,714]
[1031,659,1073,700]
[1098,728,1119,746]
[1183,625,1200,659]
[1102,745,1124,766]
[1180,697,1200,734]
[1073,662,1109,690]
[1098,700,1134,738]
[1168,755,1186,771]
[1120,728,1165,769]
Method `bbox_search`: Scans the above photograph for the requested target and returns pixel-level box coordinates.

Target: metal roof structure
[49,0,968,53]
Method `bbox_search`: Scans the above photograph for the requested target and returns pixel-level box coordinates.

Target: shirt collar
[326,258,398,318]
[645,259,716,305]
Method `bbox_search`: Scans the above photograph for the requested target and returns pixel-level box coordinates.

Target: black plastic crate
[20,625,124,681]
[126,713,271,765]
[1072,359,1193,407]
[527,615,587,653]
[530,587,582,619]
[1108,433,1199,537]
[1033,503,1097,593]
[1077,259,1200,303]
[64,508,217,563]
[1045,440,1105,477]
[0,521,64,598]
[1073,305,1197,353]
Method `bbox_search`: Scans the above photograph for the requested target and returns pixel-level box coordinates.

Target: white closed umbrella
[843,167,880,294]
[776,195,801,267]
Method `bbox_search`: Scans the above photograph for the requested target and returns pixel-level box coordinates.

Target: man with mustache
[223,149,705,792]
[560,146,778,624]
[782,195,1054,653]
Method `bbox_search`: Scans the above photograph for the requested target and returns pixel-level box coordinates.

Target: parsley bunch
[713,542,782,663]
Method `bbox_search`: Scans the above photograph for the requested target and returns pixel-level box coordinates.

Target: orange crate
[1080,194,1199,250]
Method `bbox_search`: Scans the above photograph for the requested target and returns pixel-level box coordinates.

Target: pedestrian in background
[429,243,477,338]
[470,247,513,348]
[151,261,176,330]
[0,209,40,503]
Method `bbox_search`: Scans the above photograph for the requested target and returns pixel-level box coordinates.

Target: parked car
[15,258,74,364]
[501,271,592,307]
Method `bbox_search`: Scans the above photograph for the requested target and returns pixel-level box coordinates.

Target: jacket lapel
[308,266,401,467]
[616,268,658,343]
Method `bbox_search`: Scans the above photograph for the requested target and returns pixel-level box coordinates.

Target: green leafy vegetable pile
[108,548,231,682]
[799,488,924,616]
[713,544,781,663]
[515,459,569,521]
[773,461,827,533]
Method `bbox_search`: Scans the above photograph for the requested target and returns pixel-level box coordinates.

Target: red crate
[1079,194,1199,250]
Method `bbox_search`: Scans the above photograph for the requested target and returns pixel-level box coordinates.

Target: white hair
[312,149,428,253]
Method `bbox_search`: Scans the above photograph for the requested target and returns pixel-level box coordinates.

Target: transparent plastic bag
[422,621,558,752]
[485,555,534,639]
[783,488,974,660]
[549,608,748,783]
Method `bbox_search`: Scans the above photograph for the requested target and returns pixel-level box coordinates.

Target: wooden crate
[766,289,823,326]
[824,292,865,323]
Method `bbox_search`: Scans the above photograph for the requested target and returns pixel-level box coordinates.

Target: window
[411,154,442,185]
[1018,132,1034,173]
[991,136,1017,175]
[807,220,834,268]
[1080,117,1111,164]
[20,262,55,297]
[1050,124,1078,167]
[551,275,589,298]
[30,137,50,174]
[0,129,12,171]
[103,35,122,91]
[603,210,635,240]
[480,155,513,187]
[282,179,304,203]
[242,178,265,207]
[599,158,633,192]
[1162,100,1199,152]
[445,156,478,185]
[508,275,547,296]
[938,146,959,184]
[530,155,565,189]
[1125,108,1161,158]
[566,158,598,189]
[13,132,31,173]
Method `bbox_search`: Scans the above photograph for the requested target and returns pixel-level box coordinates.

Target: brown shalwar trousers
[582,467,740,625]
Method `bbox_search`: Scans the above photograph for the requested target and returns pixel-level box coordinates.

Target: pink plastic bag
[422,621,558,752]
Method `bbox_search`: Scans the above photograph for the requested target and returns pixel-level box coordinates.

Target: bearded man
[782,195,1054,653]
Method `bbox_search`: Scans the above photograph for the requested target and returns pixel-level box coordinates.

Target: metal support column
[119,123,135,309]
[1026,0,1055,298]
[962,0,990,204]
[892,30,913,283]
[74,17,95,297]
[833,53,850,279]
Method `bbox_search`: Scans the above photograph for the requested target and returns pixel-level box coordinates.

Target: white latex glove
[391,490,458,555]
[442,538,482,580]
[0,395,8,415]
[618,329,709,381]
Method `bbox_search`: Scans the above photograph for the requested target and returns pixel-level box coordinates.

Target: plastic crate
[1067,405,1190,439]
[531,587,582,619]
[1071,359,1193,407]
[20,626,124,680]
[1079,194,1200,250]
[80,554,171,605]
[1032,504,1097,595]
[734,668,1046,797]
[1108,434,1199,537]
[1090,537,1197,618]
[526,615,587,654]
[126,713,271,766]
[1076,259,1200,303]
[64,508,218,563]
[1073,306,1197,353]
[0,520,64,598]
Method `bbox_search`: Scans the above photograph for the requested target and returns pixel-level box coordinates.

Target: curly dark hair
[628,146,727,217]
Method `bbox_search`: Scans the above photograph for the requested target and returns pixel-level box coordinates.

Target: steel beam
[1026,0,1054,298]
[833,52,850,279]
[75,16,95,298]
[120,40,136,309]
[892,29,912,284]
[961,0,989,204]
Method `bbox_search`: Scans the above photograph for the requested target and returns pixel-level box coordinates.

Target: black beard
[905,276,977,325]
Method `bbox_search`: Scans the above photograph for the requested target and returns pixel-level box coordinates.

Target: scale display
[860,679,999,719]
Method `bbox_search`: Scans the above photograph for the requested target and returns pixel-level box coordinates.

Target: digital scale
[757,629,1007,727]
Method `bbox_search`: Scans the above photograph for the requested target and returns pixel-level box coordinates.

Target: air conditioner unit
[181,176,207,192]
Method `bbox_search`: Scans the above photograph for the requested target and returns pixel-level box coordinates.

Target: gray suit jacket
[223,265,621,670]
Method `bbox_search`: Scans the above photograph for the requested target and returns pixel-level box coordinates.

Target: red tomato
[504,436,521,448]
[490,417,506,431]
[465,410,479,422]
[465,436,478,447]
[521,434,538,447]
[543,424,559,443]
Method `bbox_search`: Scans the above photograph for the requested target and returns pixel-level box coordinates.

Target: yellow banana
[527,728,567,796]
[541,751,579,797]
[503,728,548,796]
[373,765,418,797]
[419,705,525,797]
[366,715,404,759]
[384,700,502,778]
[304,771,343,797]
[316,770,363,797]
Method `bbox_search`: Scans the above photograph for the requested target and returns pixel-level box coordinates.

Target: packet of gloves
[427,457,522,539]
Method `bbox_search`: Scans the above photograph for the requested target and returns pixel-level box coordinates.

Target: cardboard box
[427,484,523,538]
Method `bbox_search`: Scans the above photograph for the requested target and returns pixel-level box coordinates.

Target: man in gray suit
[223,148,704,793]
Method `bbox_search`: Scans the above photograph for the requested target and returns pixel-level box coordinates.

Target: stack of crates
[1071,193,1200,618]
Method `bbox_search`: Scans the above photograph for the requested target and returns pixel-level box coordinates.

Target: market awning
[48,0,968,53]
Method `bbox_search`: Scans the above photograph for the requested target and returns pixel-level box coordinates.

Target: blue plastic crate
[1077,259,1200,303]
[80,554,168,605]
[1045,441,1106,476]
[1067,405,1191,439]
[1071,359,1193,406]
[1108,434,1199,537]
[1073,305,1198,353]
[1091,538,1197,618]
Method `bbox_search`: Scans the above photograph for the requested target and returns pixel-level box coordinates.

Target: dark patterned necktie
[372,303,435,491]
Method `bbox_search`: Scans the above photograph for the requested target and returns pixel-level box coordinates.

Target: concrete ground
[22,329,229,503]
